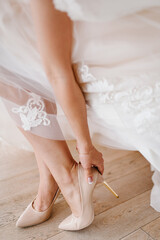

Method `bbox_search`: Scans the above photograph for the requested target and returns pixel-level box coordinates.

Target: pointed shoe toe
[16,189,60,228]
[16,199,52,228]
[58,214,74,230]
[58,213,94,231]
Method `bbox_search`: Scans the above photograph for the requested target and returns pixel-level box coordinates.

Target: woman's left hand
[76,144,104,184]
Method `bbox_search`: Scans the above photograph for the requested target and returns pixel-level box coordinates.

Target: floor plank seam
[140,227,155,240]
[94,187,153,218]
[103,164,152,184]
[119,228,141,240]
[140,214,160,229]
[102,150,141,162]
[46,231,64,240]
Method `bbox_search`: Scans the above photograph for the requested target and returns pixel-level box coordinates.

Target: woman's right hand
[76,144,104,184]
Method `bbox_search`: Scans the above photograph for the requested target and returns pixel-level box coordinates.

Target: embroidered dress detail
[77,64,160,135]
[11,93,51,131]
[77,64,97,83]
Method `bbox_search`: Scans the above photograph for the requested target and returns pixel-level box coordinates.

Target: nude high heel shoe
[76,145,119,198]
[58,163,119,231]
[16,188,60,228]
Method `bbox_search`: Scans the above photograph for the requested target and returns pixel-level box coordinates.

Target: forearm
[30,0,92,151]
[50,69,92,149]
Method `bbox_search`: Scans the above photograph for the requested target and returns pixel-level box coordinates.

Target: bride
[0,0,160,230]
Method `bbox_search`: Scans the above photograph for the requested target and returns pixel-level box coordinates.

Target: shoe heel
[96,173,119,198]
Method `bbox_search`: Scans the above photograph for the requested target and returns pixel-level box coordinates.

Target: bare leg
[32,155,59,212]
[18,127,82,217]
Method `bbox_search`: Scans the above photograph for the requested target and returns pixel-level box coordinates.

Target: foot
[58,163,98,231]
[58,162,82,217]
[33,177,59,212]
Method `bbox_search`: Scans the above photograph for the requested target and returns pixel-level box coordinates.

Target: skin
[18,127,82,216]
[30,0,104,179]
[14,0,105,214]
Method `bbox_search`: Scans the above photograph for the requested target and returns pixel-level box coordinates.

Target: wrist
[76,141,94,154]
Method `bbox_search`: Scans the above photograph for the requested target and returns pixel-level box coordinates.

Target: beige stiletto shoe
[76,145,119,198]
[58,163,119,231]
[16,188,61,228]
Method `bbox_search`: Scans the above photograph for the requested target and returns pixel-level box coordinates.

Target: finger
[99,166,104,175]
[94,165,104,175]
[100,164,104,175]
[98,157,104,175]
[96,161,104,175]
[84,167,93,184]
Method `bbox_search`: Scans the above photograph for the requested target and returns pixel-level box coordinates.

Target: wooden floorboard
[120,229,154,240]
[0,140,159,240]
[142,216,160,240]
[48,191,160,240]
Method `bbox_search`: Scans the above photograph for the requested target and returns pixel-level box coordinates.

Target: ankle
[39,174,57,186]
[56,161,77,188]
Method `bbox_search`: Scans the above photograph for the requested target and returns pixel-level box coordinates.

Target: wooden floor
[0,140,160,240]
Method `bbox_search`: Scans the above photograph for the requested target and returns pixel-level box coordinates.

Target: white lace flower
[120,86,153,113]
[53,0,83,20]
[78,64,96,83]
[78,64,115,103]
[134,108,158,134]
[77,63,160,135]
[12,93,50,131]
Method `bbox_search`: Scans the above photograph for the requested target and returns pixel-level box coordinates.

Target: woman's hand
[76,143,104,184]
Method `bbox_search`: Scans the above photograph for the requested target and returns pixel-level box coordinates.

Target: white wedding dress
[0,0,160,211]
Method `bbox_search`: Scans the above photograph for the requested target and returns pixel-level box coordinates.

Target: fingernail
[88,177,93,184]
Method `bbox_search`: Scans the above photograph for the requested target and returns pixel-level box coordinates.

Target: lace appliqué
[12,93,51,131]
[53,0,83,20]
[78,64,160,135]
[77,64,115,95]
[78,64,96,83]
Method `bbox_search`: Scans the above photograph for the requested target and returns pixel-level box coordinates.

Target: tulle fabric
[0,0,66,140]
[0,1,160,211]
[69,8,160,172]
[53,0,160,22]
